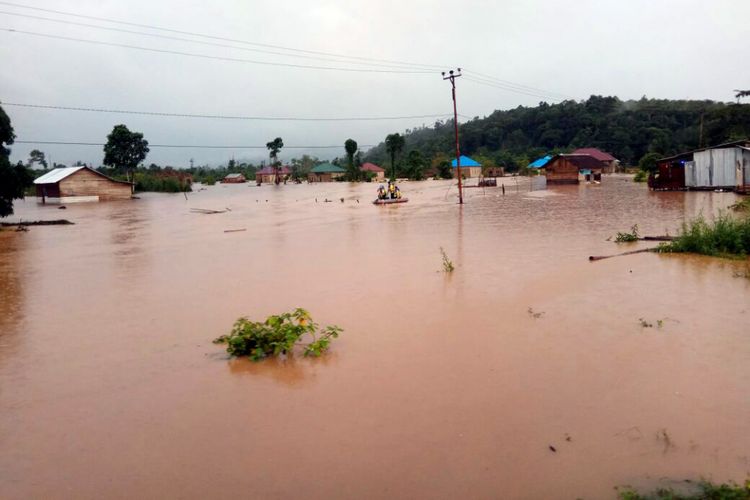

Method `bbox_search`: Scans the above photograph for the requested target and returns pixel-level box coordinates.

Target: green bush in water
[134,173,192,193]
[659,213,750,257]
[213,308,342,361]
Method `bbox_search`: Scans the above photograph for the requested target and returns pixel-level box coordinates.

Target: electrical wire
[0,1,574,100]
[463,69,574,100]
[0,10,439,71]
[463,75,565,101]
[2,102,453,122]
[0,28,434,74]
[0,0,444,71]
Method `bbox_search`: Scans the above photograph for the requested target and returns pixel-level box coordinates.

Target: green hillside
[364,96,750,171]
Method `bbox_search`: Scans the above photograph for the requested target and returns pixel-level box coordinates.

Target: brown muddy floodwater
[1,176,749,499]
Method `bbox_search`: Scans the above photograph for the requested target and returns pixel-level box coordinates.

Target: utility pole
[443,68,463,204]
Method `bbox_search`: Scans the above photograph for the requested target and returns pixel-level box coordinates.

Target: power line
[14,140,376,149]
[2,102,453,122]
[0,0,444,71]
[0,28,434,74]
[463,75,566,101]
[0,10,436,71]
[463,69,574,100]
[0,1,574,100]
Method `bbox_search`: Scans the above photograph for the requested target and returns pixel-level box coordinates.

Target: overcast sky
[1,0,748,167]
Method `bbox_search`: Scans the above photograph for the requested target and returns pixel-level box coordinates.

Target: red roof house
[360,162,385,180]
[571,148,619,172]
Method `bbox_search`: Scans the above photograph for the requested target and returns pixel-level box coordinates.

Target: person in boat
[395,186,402,199]
[377,185,387,200]
[388,181,396,199]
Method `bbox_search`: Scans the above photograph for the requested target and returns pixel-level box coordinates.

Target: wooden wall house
[255,166,291,184]
[34,166,133,204]
[544,154,603,184]
[221,173,246,183]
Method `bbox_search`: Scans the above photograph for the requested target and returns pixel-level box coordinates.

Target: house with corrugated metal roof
[571,148,619,173]
[451,155,482,178]
[308,163,345,182]
[650,139,750,192]
[34,166,133,204]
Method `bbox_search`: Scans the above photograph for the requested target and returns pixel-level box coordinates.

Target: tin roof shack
[687,145,750,191]
[308,163,345,182]
[572,148,619,173]
[256,165,291,185]
[650,140,750,191]
[451,155,482,178]
[544,154,603,185]
[221,173,246,183]
[34,166,133,204]
[360,162,385,181]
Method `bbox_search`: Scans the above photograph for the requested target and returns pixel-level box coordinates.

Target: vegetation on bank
[658,212,750,257]
[213,308,342,361]
[617,479,750,499]
[0,104,33,217]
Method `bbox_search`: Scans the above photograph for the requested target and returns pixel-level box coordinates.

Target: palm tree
[266,137,284,185]
[385,133,405,180]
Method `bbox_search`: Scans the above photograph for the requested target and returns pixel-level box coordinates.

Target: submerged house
[451,155,482,178]
[221,173,246,183]
[360,162,385,181]
[34,166,133,204]
[543,154,603,184]
[256,165,291,184]
[650,140,750,191]
[308,163,346,182]
[571,148,619,173]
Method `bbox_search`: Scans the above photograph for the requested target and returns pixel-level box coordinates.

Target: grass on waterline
[617,479,750,499]
[657,212,750,258]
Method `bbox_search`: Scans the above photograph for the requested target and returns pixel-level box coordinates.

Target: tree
[384,133,405,180]
[405,149,425,180]
[0,105,32,217]
[266,137,284,185]
[344,138,359,181]
[103,124,149,180]
[28,149,48,169]
[638,152,661,174]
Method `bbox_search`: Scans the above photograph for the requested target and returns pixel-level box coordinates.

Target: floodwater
[1,176,748,499]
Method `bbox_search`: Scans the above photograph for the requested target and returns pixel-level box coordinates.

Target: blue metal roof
[529,155,552,168]
[451,155,481,167]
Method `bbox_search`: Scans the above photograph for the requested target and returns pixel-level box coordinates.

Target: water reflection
[0,232,26,356]
[226,352,338,387]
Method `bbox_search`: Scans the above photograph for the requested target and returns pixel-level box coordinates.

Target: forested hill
[364,96,750,169]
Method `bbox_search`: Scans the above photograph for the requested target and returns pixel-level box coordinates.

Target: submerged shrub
[615,224,640,243]
[658,213,750,257]
[440,247,455,272]
[213,308,342,361]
